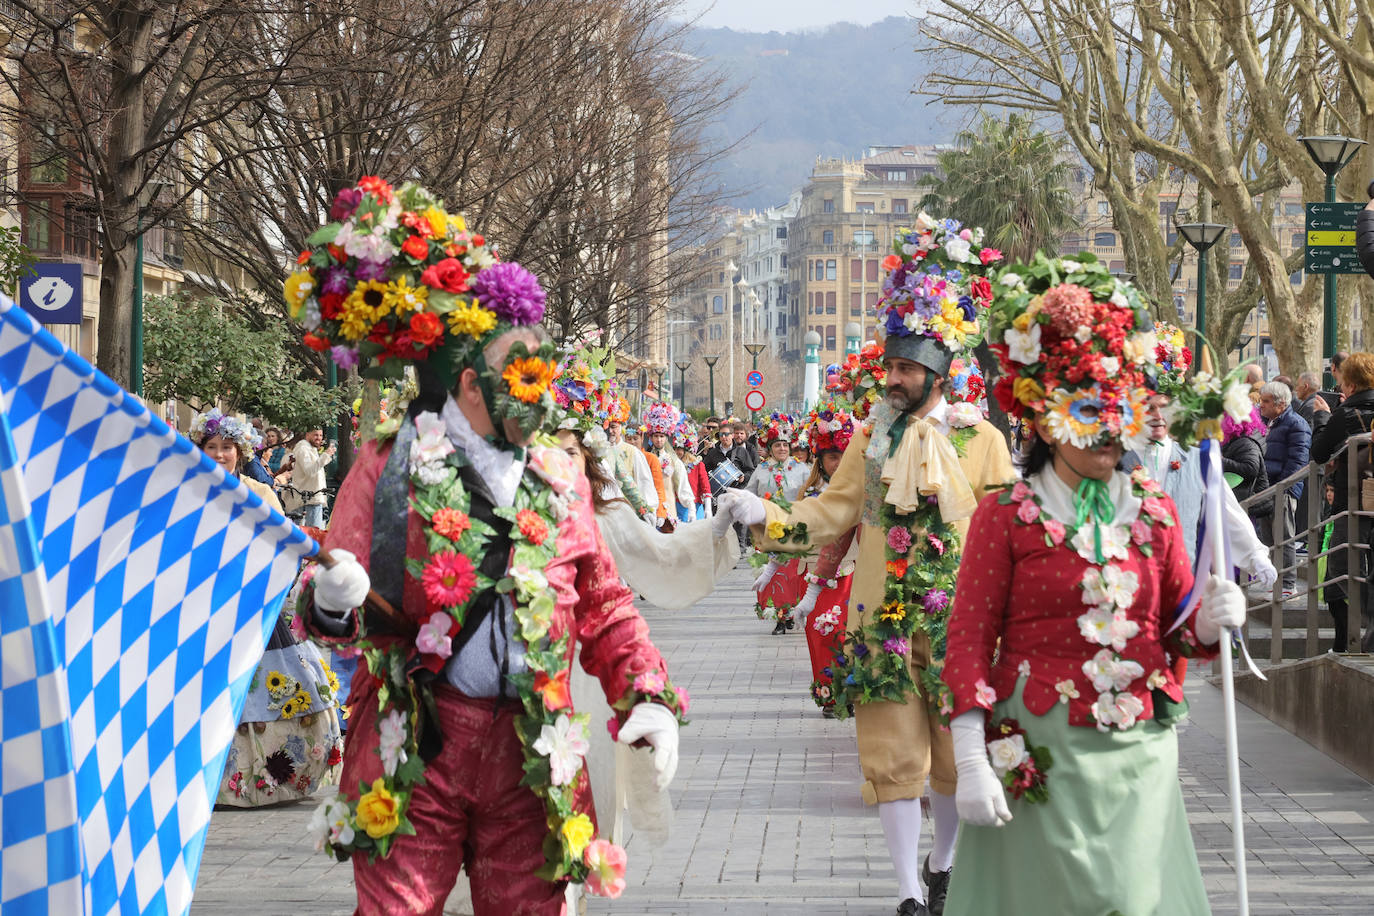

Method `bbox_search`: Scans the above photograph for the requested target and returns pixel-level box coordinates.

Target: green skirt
[945,679,1210,916]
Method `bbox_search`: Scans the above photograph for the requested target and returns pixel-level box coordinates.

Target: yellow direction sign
[1307,230,1355,246]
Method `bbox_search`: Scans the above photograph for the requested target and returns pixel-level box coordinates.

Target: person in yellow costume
[716,216,1013,916]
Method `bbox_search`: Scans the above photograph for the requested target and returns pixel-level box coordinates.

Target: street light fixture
[1110,270,1137,284]
[1298,134,1367,382]
[1175,219,1228,344]
[674,359,691,413]
[703,354,720,416]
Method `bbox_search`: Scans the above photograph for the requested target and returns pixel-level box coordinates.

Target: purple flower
[884,309,908,336]
[353,258,390,283]
[959,295,976,320]
[331,346,360,370]
[853,643,870,658]
[882,637,909,656]
[923,589,950,614]
[321,265,352,296]
[330,187,363,221]
[471,261,546,325]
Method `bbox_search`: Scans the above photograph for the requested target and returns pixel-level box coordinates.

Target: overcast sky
[676,0,920,32]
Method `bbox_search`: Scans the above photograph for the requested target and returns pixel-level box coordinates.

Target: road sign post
[744,389,766,413]
[1305,202,1364,274]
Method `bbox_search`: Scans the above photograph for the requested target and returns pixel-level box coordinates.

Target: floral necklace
[308,413,686,893]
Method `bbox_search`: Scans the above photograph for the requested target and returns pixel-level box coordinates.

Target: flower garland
[994,470,1204,733]
[985,717,1052,803]
[307,414,686,892]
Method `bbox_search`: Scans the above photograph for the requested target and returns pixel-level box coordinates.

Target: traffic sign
[1305,202,1366,274]
[744,389,766,412]
[746,369,763,387]
[19,262,83,324]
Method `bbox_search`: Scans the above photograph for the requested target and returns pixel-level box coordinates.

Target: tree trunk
[96,235,137,388]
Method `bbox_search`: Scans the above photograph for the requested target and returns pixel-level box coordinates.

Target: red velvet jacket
[944,488,1218,729]
[306,437,671,715]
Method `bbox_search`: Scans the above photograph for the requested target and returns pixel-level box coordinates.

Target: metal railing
[1237,432,1369,663]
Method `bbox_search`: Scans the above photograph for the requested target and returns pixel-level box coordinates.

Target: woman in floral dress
[192,409,345,807]
[940,254,1249,915]
[747,416,813,634]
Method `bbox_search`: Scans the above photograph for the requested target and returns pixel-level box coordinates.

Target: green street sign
[1305,202,1366,274]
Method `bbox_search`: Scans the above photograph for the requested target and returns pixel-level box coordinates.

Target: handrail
[1234,431,1368,662]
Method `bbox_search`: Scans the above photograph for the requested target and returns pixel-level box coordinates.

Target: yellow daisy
[283,271,314,319]
[384,277,428,318]
[879,600,906,623]
[265,671,288,693]
[447,300,498,338]
[345,279,391,323]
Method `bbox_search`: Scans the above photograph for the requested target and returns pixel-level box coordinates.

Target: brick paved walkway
[194,565,1374,915]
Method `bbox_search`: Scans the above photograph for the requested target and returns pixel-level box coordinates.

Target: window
[776,227,788,239]
[826,292,836,314]
[1097,201,1110,217]
[815,260,825,281]
[24,207,50,251]
[780,254,787,268]
[866,260,880,283]
[1229,262,1243,280]
[1290,270,1303,286]
[1159,201,1178,218]
[1291,232,1303,250]
[1094,232,1116,247]
[826,259,837,280]
[826,325,837,350]
[850,292,862,314]
[1174,295,1186,318]
[1285,202,1302,217]
[851,259,863,281]
[822,230,834,245]
[30,124,66,184]
[64,202,95,258]
[892,199,908,214]
[853,229,875,247]
[718,271,724,283]
[857,201,876,214]
[712,295,724,315]
[1230,233,1242,248]
[887,169,907,181]
[866,292,879,311]
[1109,260,1125,272]
[823,199,834,213]
[1166,230,1177,247]
[709,324,723,340]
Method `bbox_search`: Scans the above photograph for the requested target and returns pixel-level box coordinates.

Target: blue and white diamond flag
[0,295,317,915]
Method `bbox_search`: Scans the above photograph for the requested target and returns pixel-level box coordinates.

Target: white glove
[752,559,781,592]
[710,504,736,539]
[951,709,1012,827]
[1197,574,1246,645]
[717,488,767,527]
[618,702,679,791]
[793,582,823,627]
[314,549,371,613]
[1246,550,1278,590]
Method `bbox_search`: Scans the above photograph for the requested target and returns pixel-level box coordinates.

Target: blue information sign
[746,370,763,387]
[19,262,83,325]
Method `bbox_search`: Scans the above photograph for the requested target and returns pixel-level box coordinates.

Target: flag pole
[1200,349,1250,916]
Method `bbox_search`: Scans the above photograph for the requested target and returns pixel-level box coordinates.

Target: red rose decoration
[357,175,395,202]
[420,257,471,294]
[471,233,485,247]
[971,276,993,303]
[402,235,430,260]
[881,254,902,272]
[409,311,444,348]
[320,292,345,320]
[296,250,311,265]
[302,333,329,352]
[979,247,1003,265]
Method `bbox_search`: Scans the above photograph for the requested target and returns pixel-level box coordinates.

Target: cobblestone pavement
[194,565,1374,915]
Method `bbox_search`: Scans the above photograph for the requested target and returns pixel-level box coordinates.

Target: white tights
[877,789,961,903]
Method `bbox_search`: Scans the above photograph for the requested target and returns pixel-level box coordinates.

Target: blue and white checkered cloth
[0,295,317,915]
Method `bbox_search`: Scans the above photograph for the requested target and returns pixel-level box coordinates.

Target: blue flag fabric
[0,296,317,915]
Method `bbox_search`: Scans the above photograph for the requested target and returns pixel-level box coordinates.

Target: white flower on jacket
[1072,523,1129,564]
[533,714,590,786]
[987,733,1029,776]
[1080,564,1139,612]
[1054,679,1080,704]
[1093,690,1147,731]
[1082,649,1144,693]
[949,402,983,429]
[511,564,548,600]
[308,796,355,850]
[410,411,454,475]
[378,709,409,777]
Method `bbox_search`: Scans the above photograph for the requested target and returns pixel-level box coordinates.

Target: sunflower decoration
[285,176,549,404]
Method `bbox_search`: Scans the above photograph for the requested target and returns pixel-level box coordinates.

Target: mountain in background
[689,16,970,212]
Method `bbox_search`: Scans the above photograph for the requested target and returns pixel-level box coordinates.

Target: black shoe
[922,855,951,916]
[821,704,837,719]
[896,898,930,916]
[771,618,787,635]
[785,615,796,630]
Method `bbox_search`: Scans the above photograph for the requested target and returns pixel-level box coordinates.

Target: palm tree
[916,114,1079,263]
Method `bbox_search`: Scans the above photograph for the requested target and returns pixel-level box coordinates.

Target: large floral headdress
[874,212,1002,377]
[190,409,261,454]
[552,337,619,436]
[285,176,556,435]
[758,413,794,448]
[644,402,680,436]
[802,400,856,454]
[825,341,886,420]
[1151,321,1193,392]
[987,252,1156,450]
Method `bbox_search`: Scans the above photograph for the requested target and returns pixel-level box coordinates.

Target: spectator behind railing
[1311,352,1374,650]
[1221,406,1269,515]
[1259,382,1310,597]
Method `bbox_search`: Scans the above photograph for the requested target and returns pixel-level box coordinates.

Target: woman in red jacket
[675,429,712,519]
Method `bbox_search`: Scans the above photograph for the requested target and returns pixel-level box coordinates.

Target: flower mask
[488,339,559,439]
[1040,383,1151,451]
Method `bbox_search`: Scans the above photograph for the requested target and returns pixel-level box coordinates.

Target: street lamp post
[675,360,691,413]
[653,367,665,403]
[703,355,720,416]
[844,320,862,355]
[1176,220,1228,345]
[730,272,746,415]
[1299,135,1367,384]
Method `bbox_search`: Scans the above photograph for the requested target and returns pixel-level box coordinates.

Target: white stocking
[926,788,960,873]
[877,797,925,903]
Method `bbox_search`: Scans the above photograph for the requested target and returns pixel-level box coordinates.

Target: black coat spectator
[1259,382,1310,499]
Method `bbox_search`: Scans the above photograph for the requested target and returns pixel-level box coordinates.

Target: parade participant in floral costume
[747,414,813,635]
[645,401,695,523]
[192,409,345,807]
[674,423,712,519]
[287,177,685,915]
[939,253,1249,915]
[717,214,1014,916]
[604,396,664,526]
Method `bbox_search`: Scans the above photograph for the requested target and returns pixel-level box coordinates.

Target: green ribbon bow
[1074,477,1116,564]
[887,411,909,458]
